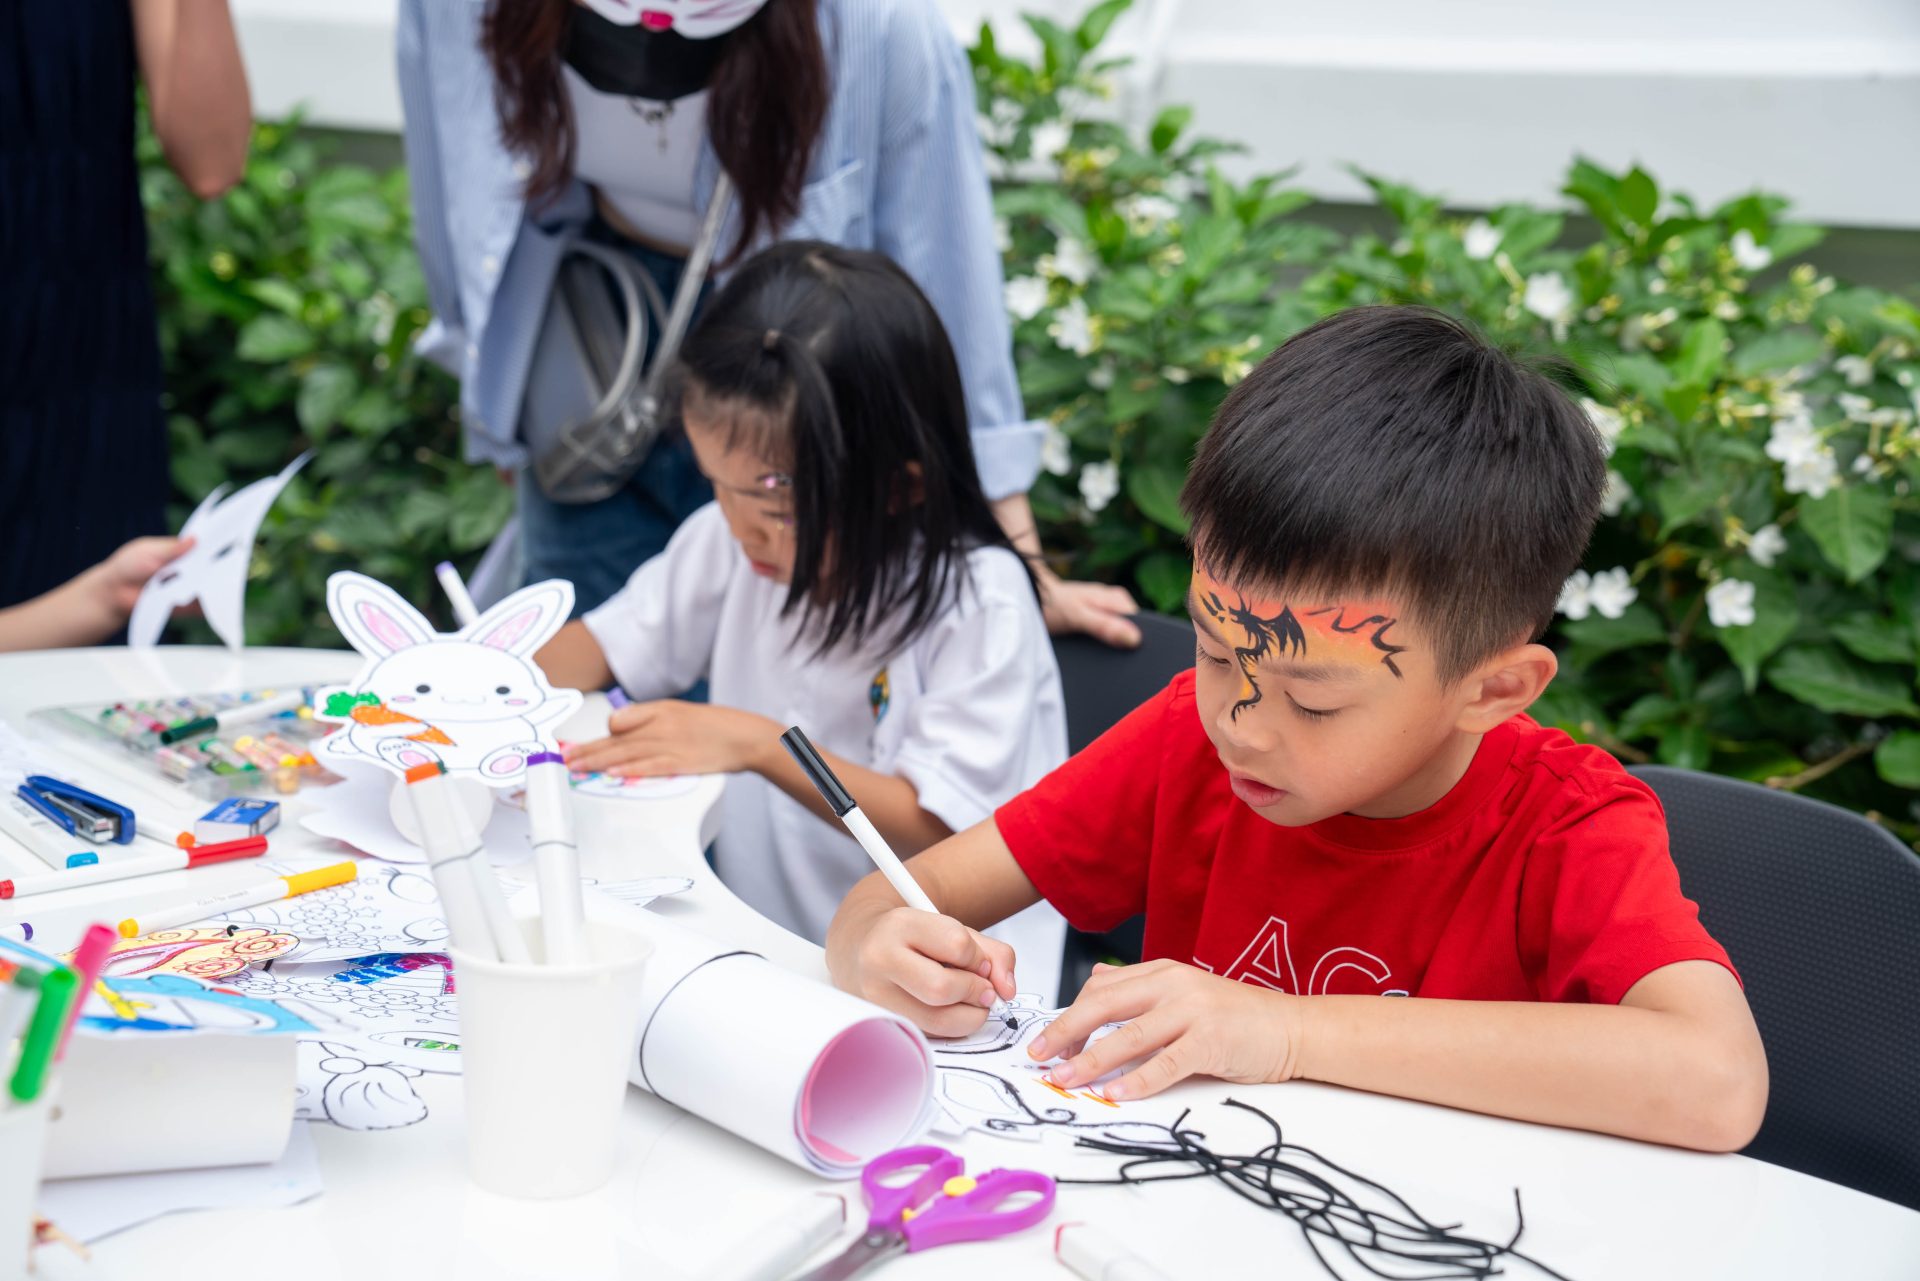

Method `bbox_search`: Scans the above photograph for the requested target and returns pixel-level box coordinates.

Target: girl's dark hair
[482,0,829,263]
[1181,305,1607,684]
[674,241,1034,655]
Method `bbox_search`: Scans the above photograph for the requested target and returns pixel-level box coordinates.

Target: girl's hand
[1029,959,1303,1101]
[561,700,782,778]
[835,905,1017,1038]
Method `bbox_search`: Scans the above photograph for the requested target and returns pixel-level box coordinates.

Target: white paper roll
[627,914,934,1177]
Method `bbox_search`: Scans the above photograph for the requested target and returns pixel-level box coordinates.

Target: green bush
[974,1,1920,835]
[143,111,507,646]
[144,4,1919,837]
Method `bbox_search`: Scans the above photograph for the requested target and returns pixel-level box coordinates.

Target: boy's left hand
[1029,959,1303,1101]
[562,700,780,778]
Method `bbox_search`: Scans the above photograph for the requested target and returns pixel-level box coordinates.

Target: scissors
[796,1144,1056,1280]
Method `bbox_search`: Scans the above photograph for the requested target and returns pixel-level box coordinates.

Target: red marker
[0,835,268,900]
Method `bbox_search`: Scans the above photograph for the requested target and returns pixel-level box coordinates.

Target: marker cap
[282,862,359,896]
[526,752,564,767]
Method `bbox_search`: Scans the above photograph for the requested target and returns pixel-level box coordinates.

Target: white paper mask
[128,452,311,650]
[576,0,770,39]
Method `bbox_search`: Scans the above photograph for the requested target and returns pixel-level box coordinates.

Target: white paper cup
[0,1090,55,1271]
[450,918,653,1198]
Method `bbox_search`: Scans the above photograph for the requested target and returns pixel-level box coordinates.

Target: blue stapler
[17,775,135,846]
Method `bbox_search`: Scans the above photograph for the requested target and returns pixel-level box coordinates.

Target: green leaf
[1768,223,1826,258]
[1135,551,1191,614]
[1671,317,1729,388]
[1126,464,1190,535]
[1616,693,1682,741]
[1710,574,1800,692]
[1830,613,1916,666]
[235,314,314,362]
[1798,485,1892,583]
[1149,105,1192,155]
[1653,468,1725,537]
[1557,602,1667,657]
[1875,731,1920,789]
[296,362,357,435]
[1605,352,1671,402]
[1618,166,1658,228]
[1765,646,1920,718]
[1656,721,1711,770]
[1731,330,1825,377]
[243,279,306,318]
[1074,0,1129,51]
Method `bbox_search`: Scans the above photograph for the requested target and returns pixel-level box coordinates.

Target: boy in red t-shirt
[826,305,1768,1150]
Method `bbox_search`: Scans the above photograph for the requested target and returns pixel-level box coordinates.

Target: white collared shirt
[583,503,1068,993]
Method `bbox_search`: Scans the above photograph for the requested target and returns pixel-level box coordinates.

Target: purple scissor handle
[795,1144,1057,1281]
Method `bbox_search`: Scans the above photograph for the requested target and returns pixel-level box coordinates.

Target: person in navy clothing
[0,0,251,610]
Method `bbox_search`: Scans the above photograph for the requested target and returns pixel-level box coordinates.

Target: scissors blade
[793,1232,902,1281]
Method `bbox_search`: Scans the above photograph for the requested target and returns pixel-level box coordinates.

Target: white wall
[233,0,1920,229]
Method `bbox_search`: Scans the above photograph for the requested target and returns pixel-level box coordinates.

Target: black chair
[1050,610,1195,1002]
[1633,765,1920,1209]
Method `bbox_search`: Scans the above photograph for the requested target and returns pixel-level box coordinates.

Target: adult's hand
[991,491,1142,649]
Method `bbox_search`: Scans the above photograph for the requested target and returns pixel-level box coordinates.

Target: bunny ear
[465,579,574,655]
[327,572,436,659]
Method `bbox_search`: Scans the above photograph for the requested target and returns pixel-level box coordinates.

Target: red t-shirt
[996,671,1734,1005]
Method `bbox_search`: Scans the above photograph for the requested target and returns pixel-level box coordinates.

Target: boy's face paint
[1187,561,1484,826]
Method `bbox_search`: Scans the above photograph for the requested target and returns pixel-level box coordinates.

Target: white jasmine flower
[1390,237,1413,257]
[1048,296,1096,356]
[1161,365,1191,385]
[1030,119,1071,165]
[1765,413,1822,465]
[1003,276,1048,322]
[1730,229,1773,272]
[1040,424,1073,477]
[1648,278,1668,295]
[1713,298,1743,321]
[1587,566,1637,619]
[1463,218,1500,261]
[1835,354,1875,387]
[1078,460,1120,514]
[1556,570,1594,621]
[1600,469,1633,516]
[1748,524,1787,568]
[1706,578,1757,629]
[1121,193,1180,228]
[1039,236,1096,286]
[1581,398,1624,456]
[1853,454,1877,477]
[1783,448,1841,498]
[1837,392,1875,421]
[1523,272,1574,323]
[1087,362,1115,391]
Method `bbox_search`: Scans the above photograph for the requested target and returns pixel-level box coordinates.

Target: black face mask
[563,8,734,102]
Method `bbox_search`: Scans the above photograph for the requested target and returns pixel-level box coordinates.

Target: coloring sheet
[129,452,311,649]
[314,572,582,786]
[215,861,450,963]
[927,995,1193,1144]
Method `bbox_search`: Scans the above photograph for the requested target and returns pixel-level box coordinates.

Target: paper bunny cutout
[128,452,311,650]
[314,571,583,786]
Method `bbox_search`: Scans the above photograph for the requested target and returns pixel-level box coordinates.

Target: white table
[5,647,1918,1281]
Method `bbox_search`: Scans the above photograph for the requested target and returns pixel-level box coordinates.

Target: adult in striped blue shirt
[398,0,1141,644]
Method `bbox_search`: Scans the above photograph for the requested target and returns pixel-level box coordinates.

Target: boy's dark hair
[672,240,1033,655]
[1180,305,1606,683]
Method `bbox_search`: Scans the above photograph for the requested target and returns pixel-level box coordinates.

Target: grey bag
[524,174,734,504]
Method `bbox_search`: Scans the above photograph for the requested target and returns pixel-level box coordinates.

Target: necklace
[627,97,675,154]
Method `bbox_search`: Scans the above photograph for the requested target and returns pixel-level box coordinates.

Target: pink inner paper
[799,1018,929,1167]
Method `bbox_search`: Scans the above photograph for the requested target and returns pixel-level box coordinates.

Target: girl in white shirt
[538,240,1067,993]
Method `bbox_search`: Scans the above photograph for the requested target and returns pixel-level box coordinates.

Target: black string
[1057,1098,1576,1281]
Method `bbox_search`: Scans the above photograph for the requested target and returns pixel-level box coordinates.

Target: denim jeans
[517,223,714,617]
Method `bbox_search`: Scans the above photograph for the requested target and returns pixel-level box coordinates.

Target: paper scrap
[38,1122,322,1244]
[129,452,310,649]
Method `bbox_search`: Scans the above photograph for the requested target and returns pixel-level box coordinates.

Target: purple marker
[1,920,35,944]
[606,687,631,710]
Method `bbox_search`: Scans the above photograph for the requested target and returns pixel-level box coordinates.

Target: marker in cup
[403,763,506,963]
[524,752,588,965]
